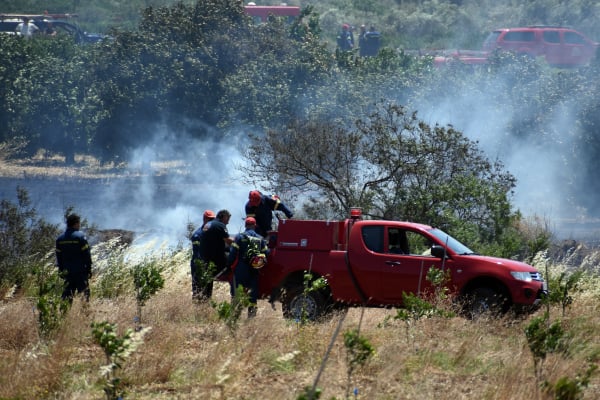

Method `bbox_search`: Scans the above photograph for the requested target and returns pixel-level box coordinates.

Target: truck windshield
[482,31,501,50]
[428,228,475,255]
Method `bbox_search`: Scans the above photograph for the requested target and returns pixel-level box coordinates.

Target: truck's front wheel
[463,286,509,319]
[281,285,326,321]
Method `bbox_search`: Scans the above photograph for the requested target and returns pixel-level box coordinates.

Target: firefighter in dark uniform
[197,209,233,299]
[190,209,215,301]
[227,217,269,318]
[245,190,293,237]
[55,214,92,302]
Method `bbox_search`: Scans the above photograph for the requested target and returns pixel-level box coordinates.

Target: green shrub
[0,187,59,289]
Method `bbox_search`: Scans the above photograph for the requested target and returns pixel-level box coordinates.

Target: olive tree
[242,102,517,244]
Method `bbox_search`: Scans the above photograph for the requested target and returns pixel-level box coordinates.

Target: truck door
[542,30,562,65]
[378,227,445,303]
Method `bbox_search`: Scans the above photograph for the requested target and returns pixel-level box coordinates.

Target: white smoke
[412,72,590,239]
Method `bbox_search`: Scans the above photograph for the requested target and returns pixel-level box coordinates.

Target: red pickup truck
[255,211,546,320]
[435,26,598,68]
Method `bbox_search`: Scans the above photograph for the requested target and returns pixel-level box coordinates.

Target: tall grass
[1,246,599,399]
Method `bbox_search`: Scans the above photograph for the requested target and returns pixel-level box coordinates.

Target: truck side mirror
[431,245,447,258]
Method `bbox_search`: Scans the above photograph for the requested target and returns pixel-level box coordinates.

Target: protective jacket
[245,194,293,237]
[56,227,92,282]
[227,229,268,304]
[199,219,230,271]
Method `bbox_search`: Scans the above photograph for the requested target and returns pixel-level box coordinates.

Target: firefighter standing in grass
[336,23,354,51]
[197,209,233,299]
[227,217,269,318]
[55,214,92,302]
[190,209,215,302]
[245,190,293,238]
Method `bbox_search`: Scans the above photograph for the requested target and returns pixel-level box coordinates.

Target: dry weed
[0,258,598,399]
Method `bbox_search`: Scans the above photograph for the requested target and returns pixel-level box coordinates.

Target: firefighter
[336,23,354,51]
[55,214,92,302]
[245,190,293,237]
[197,209,233,299]
[227,217,269,318]
[190,209,215,302]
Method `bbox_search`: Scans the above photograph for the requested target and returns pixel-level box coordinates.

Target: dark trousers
[62,279,90,303]
[230,262,259,305]
[192,259,214,301]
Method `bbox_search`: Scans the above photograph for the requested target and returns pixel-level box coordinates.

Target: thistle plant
[33,259,69,340]
[343,328,374,399]
[91,321,149,400]
[132,258,164,330]
[212,284,251,336]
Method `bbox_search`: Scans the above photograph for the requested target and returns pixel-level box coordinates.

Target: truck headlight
[510,271,532,282]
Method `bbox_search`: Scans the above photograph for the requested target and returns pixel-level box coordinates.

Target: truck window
[543,30,560,43]
[387,228,409,254]
[483,31,501,49]
[405,231,433,256]
[361,226,383,253]
[504,31,535,42]
[564,31,586,45]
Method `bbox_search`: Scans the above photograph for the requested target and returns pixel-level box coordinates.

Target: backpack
[241,233,266,268]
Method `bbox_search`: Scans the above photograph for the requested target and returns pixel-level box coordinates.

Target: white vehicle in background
[0,13,109,43]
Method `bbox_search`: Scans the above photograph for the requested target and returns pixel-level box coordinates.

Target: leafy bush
[0,187,59,291]
[33,259,69,339]
[132,257,165,328]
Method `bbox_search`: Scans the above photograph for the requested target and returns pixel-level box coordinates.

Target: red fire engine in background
[244,3,300,24]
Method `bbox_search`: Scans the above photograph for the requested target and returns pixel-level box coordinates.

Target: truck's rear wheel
[463,286,509,319]
[281,285,326,321]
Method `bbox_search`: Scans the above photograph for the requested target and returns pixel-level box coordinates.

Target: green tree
[0,187,59,288]
[243,102,517,245]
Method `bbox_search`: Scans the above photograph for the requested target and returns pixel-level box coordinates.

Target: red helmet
[248,190,262,206]
[245,217,257,226]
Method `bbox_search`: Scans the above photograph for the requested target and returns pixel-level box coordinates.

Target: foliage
[543,363,598,400]
[34,260,70,339]
[0,186,59,288]
[244,103,516,248]
[343,328,374,399]
[544,269,585,318]
[524,312,568,381]
[296,386,322,400]
[294,271,328,325]
[194,259,217,296]
[390,265,455,344]
[91,321,149,400]
[212,284,251,336]
[132,257,165,328]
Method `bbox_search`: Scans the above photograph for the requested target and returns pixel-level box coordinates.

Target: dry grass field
[1,246,599,400]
